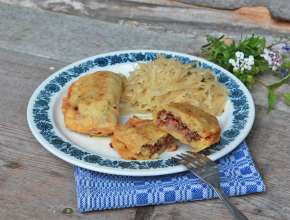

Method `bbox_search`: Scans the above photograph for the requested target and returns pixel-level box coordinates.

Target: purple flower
[261,49,282,71]
[279,68,289,78]
[282,43,290,52]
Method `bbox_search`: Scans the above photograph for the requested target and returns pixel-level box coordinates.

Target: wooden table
[0,2,290,220]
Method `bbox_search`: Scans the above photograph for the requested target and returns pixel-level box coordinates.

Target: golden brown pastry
[154,103,221,152]
[62,71,124,136]
[111,117,177,160]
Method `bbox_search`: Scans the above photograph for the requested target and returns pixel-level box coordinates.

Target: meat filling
[157,110,201,142]
[140,135,175,158]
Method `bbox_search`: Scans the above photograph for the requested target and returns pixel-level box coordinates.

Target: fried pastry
[154,103,221,152]
[111,117,177,160]
[62,71,124,136]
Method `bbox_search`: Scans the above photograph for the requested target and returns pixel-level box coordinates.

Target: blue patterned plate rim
[27,49,255,176]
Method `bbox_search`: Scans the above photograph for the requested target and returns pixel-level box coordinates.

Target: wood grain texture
[0,2,289,220]
[149,106,290,220]
[0,48,137,220]
[1,0,290,33]
[0,3,289,114]
[176,0,290,22]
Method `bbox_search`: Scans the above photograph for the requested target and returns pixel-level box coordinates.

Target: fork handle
[213,187,249,220]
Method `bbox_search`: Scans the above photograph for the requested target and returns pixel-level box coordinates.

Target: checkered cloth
[74,142,265,212]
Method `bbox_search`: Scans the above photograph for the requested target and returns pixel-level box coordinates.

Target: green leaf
[282,59,290,69]
[237,35,266,56]
[202,35,224,48]
[201,34,270,89]
[284,92,290,106]
[268,73,290,90]
[267,88,277,112]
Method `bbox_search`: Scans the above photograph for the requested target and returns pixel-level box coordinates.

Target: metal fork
[173,151,249,220]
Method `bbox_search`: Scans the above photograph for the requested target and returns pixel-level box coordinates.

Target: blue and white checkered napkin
[74,141,265,212]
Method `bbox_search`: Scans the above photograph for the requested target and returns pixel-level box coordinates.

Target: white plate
[27,50,255,176]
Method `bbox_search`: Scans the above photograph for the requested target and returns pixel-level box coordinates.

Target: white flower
[260,49,271,63]
[261,48,282,71]
[229,58,239,71]
[229,52,255,72]
[235,51,244,59]
[248,55,254,65]
[229,58,235,66]
[244,55,255,71]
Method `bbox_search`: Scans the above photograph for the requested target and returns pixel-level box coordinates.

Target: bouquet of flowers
[201,35,290,111]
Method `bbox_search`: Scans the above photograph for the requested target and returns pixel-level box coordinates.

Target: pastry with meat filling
[154,103,221,152]
[111,117,177,160]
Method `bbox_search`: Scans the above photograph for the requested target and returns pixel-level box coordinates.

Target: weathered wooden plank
[0,48,137,220]
[1,0,290,34]
[0,3,289,114]
[0,4,290,220]
[0,3,204,62]
[177,0,290,22]
[251,74,290,114]
[0,45,290,219]
[0,2,289,67]
[149,106,290,220]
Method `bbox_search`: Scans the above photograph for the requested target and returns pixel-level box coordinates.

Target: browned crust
[154,103,221,152]
[111,118,177,160]
[62,71,124,136]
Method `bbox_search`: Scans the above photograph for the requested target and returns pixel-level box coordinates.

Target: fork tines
[173,151,249,219]
[173,151,219,184]
[173,151,217,170]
